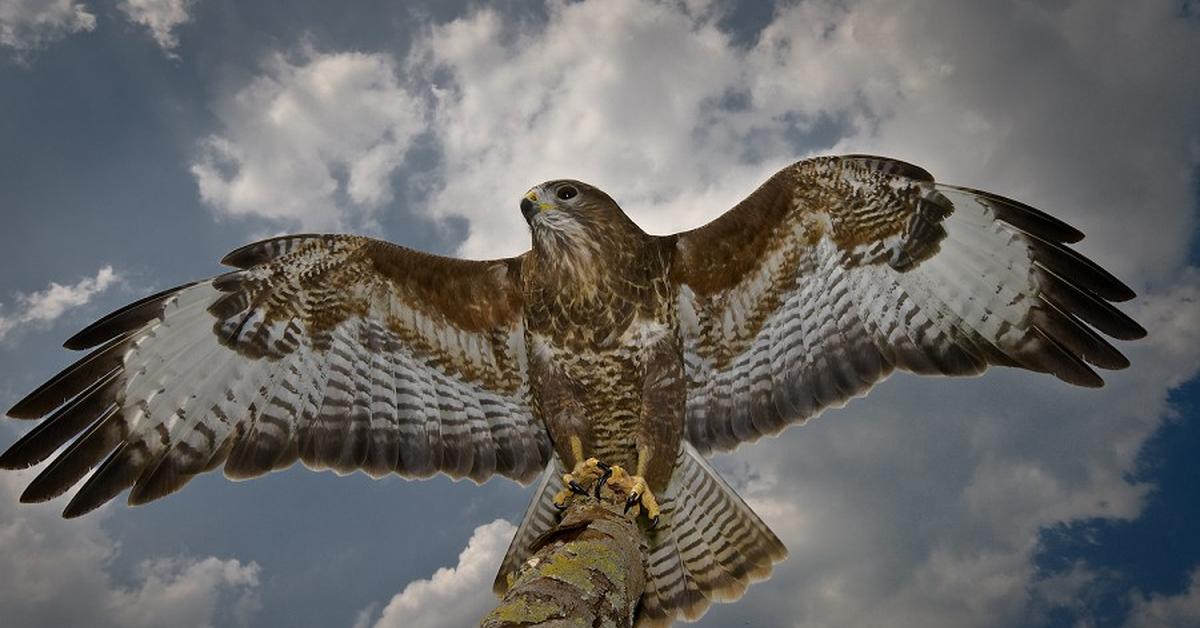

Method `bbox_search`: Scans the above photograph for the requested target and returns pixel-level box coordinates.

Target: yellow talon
[553,457,606,508]
[549,456,660,525]
[625,475,661,522]
[596,466,660,523]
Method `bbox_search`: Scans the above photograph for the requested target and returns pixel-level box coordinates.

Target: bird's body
[522,182,681,491]
[1,155,1146,626]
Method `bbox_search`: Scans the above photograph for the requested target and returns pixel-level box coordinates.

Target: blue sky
[0,1,1197,627]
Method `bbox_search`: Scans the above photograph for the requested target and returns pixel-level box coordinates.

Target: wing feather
[3,235,548,517]
[670,155,1145,455]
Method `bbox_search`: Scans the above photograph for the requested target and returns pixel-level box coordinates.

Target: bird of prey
[1,155,1144,626]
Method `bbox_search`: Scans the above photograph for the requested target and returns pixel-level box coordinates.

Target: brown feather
[670,154,1139,458]
[7,233,548,517]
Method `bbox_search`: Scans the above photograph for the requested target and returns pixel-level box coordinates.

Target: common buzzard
[1,155,1144,626]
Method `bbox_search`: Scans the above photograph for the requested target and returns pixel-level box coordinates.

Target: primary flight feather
[1,155,1144,626]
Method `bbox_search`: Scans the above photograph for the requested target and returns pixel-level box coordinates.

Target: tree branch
[481,472,648,627]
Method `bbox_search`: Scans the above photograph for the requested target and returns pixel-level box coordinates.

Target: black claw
[625,492,640,514]
[553,501,568,512]
[595,460,611,471]
[648,515,660,530]
[569,480,589,496]
[595,465,613,499]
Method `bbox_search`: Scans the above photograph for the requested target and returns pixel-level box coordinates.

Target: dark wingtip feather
[1066,370,1105,388]
[0,449,24,470]
[129,444,212,506]
[63,282,196,350]
[6,404,37,420]
[127,467,183,506]
[1029,236,1137,303]
[7,342,126,420]
[1036,268,1147,340]
[61,503,93,519]
[941,184,1086,244]
[1047,346,1106,388]
[1031,304,1131,371]
[0,372,121,469]
[20,468,72,504]
[1017,329,1106,388]
[61,443,143,518]
[1125,320,1148,340]
[19,407,123,504]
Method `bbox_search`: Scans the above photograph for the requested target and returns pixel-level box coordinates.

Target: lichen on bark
[480,476,647,627]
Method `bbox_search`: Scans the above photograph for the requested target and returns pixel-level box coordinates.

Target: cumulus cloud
[0,0,95,52]
[413,0,755,257]
[192,50,425,231]
[0,265,118,341]
[365,519,515,628]
[118,0,193,54]
[1125,568,1200,628]
[108,557,261,628]
[0,471,261,628]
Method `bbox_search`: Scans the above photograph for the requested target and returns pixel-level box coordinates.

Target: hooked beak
[520,191,553,225]
[520,197,536,224]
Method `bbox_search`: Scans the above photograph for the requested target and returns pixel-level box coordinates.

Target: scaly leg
[603,445,661,527]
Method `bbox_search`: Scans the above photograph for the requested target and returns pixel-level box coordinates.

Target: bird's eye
[556,186,578,201]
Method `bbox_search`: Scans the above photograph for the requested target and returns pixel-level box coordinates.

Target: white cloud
[0,265,118,341]
[0,0,95,51]
[414,0,754,258]
[192,50,425,231]
[1125,568,1200,628]
[0,471,261,628]
[108,557,261,628]
[1027,562,1109,624]
[366,519,515,628]
[118,0,194,55]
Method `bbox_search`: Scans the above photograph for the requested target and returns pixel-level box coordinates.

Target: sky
[0,0,1197,627]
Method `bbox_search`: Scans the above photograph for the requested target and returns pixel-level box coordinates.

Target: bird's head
[520,179,643,256]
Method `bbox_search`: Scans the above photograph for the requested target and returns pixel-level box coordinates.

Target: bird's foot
[602,466,661,529]
[552,457,609,510]
[550,459,659,527]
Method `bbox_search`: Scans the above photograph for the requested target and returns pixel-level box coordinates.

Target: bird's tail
[494,443,787,626]
[636,442,788,625]
[492,455,565,595]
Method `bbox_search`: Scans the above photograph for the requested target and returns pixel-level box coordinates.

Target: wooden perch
[481,471,648,627]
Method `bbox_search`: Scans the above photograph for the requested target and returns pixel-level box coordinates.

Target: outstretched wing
[1,234,549,517]
[669,155,1146,455]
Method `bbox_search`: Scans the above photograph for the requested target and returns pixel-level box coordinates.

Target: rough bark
[481,476,648,627]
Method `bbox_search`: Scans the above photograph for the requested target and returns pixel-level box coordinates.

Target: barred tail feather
[492,445,784,625]
[493,456,564,595]
[638,443,787,626]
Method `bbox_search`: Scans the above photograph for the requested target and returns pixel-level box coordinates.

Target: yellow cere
[525,190,555,212]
